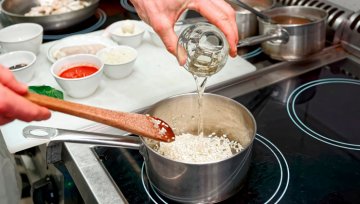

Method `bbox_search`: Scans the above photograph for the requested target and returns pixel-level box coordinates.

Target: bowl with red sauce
[50,54,104,98]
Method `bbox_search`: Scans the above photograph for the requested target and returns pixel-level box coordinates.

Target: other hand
[129,0,238,64]
[0,66,51,125]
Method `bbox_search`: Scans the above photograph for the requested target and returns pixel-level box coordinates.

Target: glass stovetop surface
[93,62,360,203]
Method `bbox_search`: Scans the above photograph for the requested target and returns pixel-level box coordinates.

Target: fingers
[0,84,51,124]
[0,65,27,95]
[0,116,14,126]
[131,0,239,59]
[131,0,183,57]
[154,20,180,58]
[210,0,239,56]
[188,0,238,57]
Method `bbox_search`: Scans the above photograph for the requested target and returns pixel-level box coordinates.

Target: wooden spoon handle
[24,92,175,142]
[24,92,134,133]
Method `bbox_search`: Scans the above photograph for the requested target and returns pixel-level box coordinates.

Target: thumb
[0,66,27,95]
[157,27,186,65]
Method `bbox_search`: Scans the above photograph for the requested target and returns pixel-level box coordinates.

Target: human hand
[0,66,51,125]
[129,0,238,64]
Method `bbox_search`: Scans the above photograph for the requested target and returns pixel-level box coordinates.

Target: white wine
[177,23,229,135]
[178,23,229,77]
[194,76,207,135]
[188,52,225,77]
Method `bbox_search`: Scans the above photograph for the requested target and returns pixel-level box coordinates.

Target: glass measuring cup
[177,23,229,77]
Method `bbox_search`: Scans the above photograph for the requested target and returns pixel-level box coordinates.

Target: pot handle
[237,27,289,48]
[23,125,141,150]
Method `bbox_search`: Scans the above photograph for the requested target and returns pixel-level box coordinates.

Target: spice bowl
[50,54,104,98]
[108,20,145,48]
[0,51,37,83]
[96,46,137,79]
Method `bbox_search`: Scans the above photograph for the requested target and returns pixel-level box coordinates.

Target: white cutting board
[0,29,256,153]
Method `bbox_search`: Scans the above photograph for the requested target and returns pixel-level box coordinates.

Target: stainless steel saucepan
[237,6,328,61]
[227,0,275,40]
[24,93,256,203]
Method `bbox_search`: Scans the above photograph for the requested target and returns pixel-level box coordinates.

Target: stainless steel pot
[24,93,256,203]
[227,0,275,40]
[0,0,99,31]
[237,6,328,61]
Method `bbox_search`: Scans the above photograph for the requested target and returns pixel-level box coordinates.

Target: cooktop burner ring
[287,78,360,150]
[120,0,136,13]
[43,8,107,41]
[140,134,290,204]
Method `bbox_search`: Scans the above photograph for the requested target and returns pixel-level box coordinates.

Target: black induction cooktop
[93,60,360,204]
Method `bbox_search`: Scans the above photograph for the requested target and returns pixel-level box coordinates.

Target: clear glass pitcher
[177,23,229,77]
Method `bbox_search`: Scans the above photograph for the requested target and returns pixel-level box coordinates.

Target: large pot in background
[24,93,257,203]
[0,0,99,31]
[237,6,328,61]
[227,0,275,40]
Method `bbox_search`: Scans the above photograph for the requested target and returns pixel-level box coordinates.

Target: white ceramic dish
[50,54,104,98]
[47,35,117,63]
[0,51,37,83]
[108,20,145,48]
[96,46,137,79]
[0,23,43,54]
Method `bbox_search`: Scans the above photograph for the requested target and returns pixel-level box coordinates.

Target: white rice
[98,49,135,65]
[154,133,244,163]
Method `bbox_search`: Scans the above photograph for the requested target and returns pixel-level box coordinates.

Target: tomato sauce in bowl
[50,54,104,98]
[59,65,98,79]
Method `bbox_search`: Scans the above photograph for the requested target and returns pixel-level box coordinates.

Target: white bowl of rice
[96,46,137,79]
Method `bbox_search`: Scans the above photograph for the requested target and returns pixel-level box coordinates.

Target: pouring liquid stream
[194,76,208,136]
[188,50,221,136]
[177,22,229,137]
[189,53,219,136]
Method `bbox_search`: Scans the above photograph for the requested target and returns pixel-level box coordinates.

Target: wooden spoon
[24,92,175,142]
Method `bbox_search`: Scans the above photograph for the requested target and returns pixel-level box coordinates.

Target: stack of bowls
[0,23,43,83]
[0,23,43,54]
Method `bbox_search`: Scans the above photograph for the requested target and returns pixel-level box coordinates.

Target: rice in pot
[153,133,244,163]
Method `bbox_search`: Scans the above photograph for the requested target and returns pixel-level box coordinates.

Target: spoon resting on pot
[24,92,175,142]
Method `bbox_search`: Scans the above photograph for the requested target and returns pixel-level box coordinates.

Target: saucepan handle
[23,125,141,150]
[237,27,289,48]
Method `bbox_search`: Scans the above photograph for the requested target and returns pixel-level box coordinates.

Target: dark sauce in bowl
[9,63,27,70]
[271,15,313,25]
